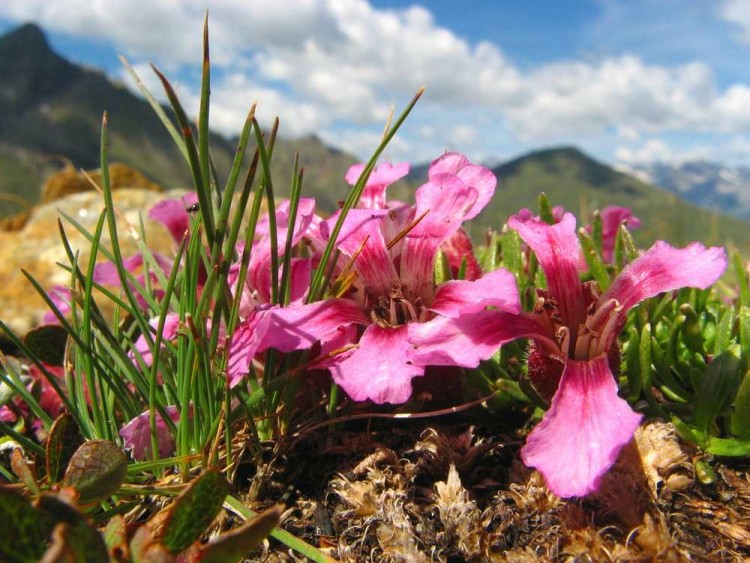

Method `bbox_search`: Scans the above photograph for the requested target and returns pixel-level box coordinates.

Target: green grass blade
[308,87,424,302]
[119,55,188,164]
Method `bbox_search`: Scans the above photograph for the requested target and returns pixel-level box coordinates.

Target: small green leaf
[589,210,603,255]
[23,324,69,367]
[617,222,640,263]
[713,305,735,355]
[733,250,750,307]
[192,504,282,563]
[537,193,555,225]
[161,469,230,554]
[738,306,750,371]
[103,514,129,562]
[730,370,750,439]
[433,249,452,285]
[704,435,750,457]
[46,412,84,485]
[63,440,128,504]
[10,448,40,495]
[579,229,610,290]
[625,326,642,401]
[693,459,717,485]
[36,495,109,563]
[0,487,53,562]
[501,230,523,277]
[693,346,742,435]
[679,304,705,356]
[671,416,706,446]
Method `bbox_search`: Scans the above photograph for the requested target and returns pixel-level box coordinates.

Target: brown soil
[239,418,750,562]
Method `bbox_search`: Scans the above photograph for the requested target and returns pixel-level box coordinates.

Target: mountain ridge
[1,23,749,252]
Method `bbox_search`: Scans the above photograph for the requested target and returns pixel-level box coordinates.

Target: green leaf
[579,229,610,290]
[625,326,642,401]
[537,193,555,224]
[733,250,750,308]
[434,249,453,285]
[36,495,109,563]
[671,416,706,445]
[693,459,717,485]
[703,435,750,457]
[10,448,40,496]
[23,325,68,367]
[161,469,229,554]
[103,514,129,561]
[692,346,742,435]
[46,412,84,485]
[191,504,282,563]
[713,305,735,355]
[679,304,705,356]
[0,487,53,562]
[738,306,750,371]
[730,369,750,439]
[63,440,128,504]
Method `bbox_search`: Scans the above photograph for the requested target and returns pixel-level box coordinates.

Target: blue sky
[3,0,750,168]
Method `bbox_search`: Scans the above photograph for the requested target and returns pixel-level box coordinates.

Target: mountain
[2,24,750,253]
[0,23,357,218]
[620,160,750,222]
[476,147,750,252]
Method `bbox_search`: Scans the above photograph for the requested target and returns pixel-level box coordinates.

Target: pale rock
[0,188,190,336]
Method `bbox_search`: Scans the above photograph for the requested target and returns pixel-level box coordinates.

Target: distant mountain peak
[0,22,51,54]
[0,23,79,111]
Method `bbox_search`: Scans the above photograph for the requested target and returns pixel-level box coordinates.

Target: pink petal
[408,311,550,368]
[119,405,182,461]
[287,257,312,304]
[439,227,482,281]
[148,193,198,243]
[428,152,496,219]
[261,299,369,352]
[520,355,643,498]
[430,268,521,318]
[43,286,72,324]
[596,206,641,262]
[331,324,423,404]
[309,324,359,370]
[255,198,317,247]
[130,314,181,368]
[401,175,477,302]
[346,161,410,209]
[226,310,272,387]
[327,208,398,298]
[508,212,587,334]
[603,241,727,313]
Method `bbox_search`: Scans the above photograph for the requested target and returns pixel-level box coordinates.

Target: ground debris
[264,420,749,561]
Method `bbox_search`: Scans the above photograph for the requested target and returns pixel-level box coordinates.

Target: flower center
[533,282,622,361]
[368,282,431,328]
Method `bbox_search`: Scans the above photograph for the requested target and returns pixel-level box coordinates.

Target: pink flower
[409,211,726,497]
[588,206,641,262]
[507,212,725,497]
[148,192,199,244]
[224,198,324,387]
[42,286,73,325]
[119,405,182,460]
[262,153,521,404]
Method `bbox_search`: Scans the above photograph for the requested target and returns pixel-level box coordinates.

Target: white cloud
[615,139,674,165]
[720,0,750,44]
[4,0,750,163]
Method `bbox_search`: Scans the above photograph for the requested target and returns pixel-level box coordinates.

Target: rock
[0,188,189,337]
[0,162,163,232]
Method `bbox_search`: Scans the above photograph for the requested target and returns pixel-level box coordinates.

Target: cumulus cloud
[4,0,750,162]
[616,139,674,165]
[720,0,750,44]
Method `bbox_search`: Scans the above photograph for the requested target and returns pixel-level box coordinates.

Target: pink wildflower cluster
[51,152,727,495]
